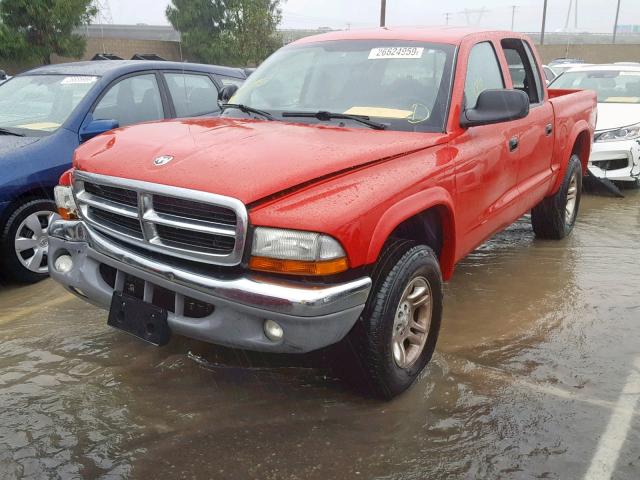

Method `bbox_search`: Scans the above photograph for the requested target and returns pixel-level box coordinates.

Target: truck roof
[20,60,246,79]
[293,26,518,46]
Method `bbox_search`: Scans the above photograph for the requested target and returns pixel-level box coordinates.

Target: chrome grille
[73,171,248,266]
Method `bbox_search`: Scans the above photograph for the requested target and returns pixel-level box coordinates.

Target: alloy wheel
[391,276,433,369]
[14,211,56,274]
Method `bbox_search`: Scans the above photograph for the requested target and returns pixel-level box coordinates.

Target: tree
[166,0,282,67]
[0,0,97,65]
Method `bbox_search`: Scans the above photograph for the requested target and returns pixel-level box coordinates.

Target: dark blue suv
[0,60,245,283]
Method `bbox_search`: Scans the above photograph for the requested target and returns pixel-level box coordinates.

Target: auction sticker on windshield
[368,47,424,59]
[61,76,98,85]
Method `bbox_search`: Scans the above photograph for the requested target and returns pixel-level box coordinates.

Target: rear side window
[501,39,542,104]
[464,42,505,109]
[165,73,220,117]
[93,74,164,127]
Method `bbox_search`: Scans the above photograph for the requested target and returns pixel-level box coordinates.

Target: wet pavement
[1,190,639,479]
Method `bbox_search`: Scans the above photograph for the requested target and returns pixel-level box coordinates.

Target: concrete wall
[54,37,183,63]
[4,37,640,75]
[536,43,640,64]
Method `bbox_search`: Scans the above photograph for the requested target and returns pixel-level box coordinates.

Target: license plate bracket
[108,291,171,346]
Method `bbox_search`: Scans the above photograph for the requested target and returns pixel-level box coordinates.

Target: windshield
[0,75,98,135]
[229,40,456,132]
[550,69,640,104]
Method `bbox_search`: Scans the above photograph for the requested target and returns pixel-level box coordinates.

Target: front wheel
[0,199,57,283]
[531,154,582,240]
[345,241,443,399]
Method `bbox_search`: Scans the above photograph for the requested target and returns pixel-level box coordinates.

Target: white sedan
[550,64,640,184]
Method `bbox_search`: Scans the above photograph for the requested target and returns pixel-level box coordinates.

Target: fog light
[264,319,284,342]
[54,254,73,273]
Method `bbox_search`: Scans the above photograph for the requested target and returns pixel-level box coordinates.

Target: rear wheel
[531,154,582,239]
[344,241,443,399]
[0,199,57,283]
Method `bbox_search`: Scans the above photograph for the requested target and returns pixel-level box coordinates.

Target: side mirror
[460,89,530,128]
[79,119,119,142]
[218,84,239,103]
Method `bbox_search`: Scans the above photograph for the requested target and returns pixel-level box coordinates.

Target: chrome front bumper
[48,220,372,353]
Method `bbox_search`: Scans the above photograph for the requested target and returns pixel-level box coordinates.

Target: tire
[343,240,443,399]
[531,154,582,240]
[0,198,57,283]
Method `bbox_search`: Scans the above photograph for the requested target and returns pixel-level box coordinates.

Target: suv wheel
[345,241,443,399]
[0,199,57,283]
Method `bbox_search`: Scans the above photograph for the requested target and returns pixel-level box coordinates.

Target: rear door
[499,39,555,200]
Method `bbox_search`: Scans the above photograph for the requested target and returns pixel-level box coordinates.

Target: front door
[453,41,522,255]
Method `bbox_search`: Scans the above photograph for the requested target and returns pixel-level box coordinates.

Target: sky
[104,0,640,34]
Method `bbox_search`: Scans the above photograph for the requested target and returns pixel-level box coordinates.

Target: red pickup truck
[48,28,597,398]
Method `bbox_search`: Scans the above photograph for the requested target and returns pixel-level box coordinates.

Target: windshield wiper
[221,103,274,121]
[281,111,387,130]
[0,127,24,137]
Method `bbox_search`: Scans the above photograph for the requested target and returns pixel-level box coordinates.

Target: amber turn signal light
[57,208,77,220]
[249,256,349,276]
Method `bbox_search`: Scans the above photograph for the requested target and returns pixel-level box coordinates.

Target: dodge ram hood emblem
[153,155,174,166]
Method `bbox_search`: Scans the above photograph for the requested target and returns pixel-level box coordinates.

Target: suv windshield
[229,40,456,132]
[551,69,640,104]
[0,74,98,135]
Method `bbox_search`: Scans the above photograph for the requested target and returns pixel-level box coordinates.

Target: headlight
[54,185,78,220]
[595,123,640,142]
[249,227,348,276]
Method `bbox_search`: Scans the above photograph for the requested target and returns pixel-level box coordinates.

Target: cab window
[93,74,164,127]
[501,39,542,105]
[464,42,505,109]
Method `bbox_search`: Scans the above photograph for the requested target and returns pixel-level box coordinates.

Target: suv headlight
[595,123,640,142]
[249,227,348,276]
[54,185,78,220]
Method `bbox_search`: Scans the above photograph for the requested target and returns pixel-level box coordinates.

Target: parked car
[550,64,640,184]
[550,62,592,76]
[0,60,246,283]
[542,64,557,83]
[549,57,585,66]
[49,28,596,398]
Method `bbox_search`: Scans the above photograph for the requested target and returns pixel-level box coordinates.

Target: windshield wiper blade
[0,127,24,137]
[221,103,274,121]
[281,111,387,130]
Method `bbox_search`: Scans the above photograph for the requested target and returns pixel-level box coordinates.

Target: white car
[542,65,557,84]
[550,64,640,184]
[549,63,592,76]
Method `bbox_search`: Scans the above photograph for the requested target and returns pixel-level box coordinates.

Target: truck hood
[74,118,448,204]
[595,103,640,131]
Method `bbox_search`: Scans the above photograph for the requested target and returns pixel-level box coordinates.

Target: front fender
[366,187,457,280]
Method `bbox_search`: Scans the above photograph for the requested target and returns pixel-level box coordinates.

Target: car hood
[74,118,449,204]
[596,103,640,131]
[0,135,41,157]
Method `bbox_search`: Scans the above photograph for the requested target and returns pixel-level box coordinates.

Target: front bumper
[48,220,372,353]
[589,139,640,182]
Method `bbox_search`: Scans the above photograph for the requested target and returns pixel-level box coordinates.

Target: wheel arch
[366,188,457,281]
[0,186,55,226]
[571,128,591,174]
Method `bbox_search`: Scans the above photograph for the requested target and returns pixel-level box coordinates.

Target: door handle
[509,136,519,152]
[545,123,553,136]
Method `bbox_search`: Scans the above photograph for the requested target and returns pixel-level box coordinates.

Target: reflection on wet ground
[1,191,639,479]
